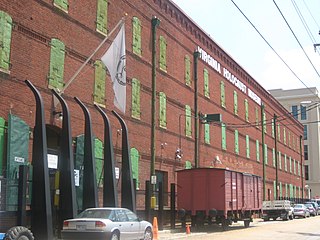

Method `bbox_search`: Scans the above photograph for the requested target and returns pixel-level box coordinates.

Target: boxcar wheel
[221,218,229,231]
[244,220,250,228]
[4,226,34,240]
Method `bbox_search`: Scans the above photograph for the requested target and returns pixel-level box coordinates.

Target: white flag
[101,24,126,113]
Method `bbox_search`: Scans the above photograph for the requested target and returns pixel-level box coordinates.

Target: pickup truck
[262,200,294,221]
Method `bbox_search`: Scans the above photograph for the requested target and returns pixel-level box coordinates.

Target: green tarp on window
[6,114,30,211]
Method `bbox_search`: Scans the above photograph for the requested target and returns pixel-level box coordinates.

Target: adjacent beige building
[269,88,320,199]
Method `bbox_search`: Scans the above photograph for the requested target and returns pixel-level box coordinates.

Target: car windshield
[77,209,112,219]
[294,205,302,208]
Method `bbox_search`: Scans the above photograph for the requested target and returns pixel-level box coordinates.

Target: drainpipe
[300,135,304,200]
[193,50,200,168]
[261,103,266,201]
[150,16,160,188]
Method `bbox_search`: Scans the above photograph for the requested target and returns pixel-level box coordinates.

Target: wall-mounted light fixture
[52,110,63,120]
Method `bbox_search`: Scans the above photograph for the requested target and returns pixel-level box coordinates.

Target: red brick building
[0,0,304,213]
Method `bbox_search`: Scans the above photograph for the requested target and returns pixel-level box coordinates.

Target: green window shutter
[185,55,191,86]
[279,151,282,170]
[48,38,65,91]
[271,118,275,138]
[255,107,259,128]
[96,0,108,34]
[159,36,167,72]
[53,0,69,12]
[298,162,300,176]
[277,123,281,142]
[185,105,192,137]
[233,91,238,115]
[285,183,288,198]
[130,148,140,189]
[293,159,296,175]
[94,138,104,187]
[234,130,239,154]
[0,117,5,174]
[289,156,292,173]
[204,69,210,98]
[279,182,282,198]
[185,160,192,169]
[288,131,291,148]
[273,181,276,200]
[272,148,276,167]
[220,81,225,108]
[283,128,286,145]
[264,144,268,165]
[94,60,106,107]
[256,140,260,162]
[204,123,210,144]
[132,16,141,56]
[221,123,226,150]
[246,135,250,158]
[0,11,12,72]
[245,99,249,122]
[159,92,167,128]
[263,112,267,133]
[131,78,141,119]
[284,154,287,172]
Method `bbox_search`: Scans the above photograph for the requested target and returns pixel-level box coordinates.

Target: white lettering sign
[74,169,80,186]
[47,154,58,169]
[115,167,120,179]
[14,156,25,163]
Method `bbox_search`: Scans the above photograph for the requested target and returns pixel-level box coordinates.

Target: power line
[229,0,316,97]
[273,0,320,80]
[303,0,320,31]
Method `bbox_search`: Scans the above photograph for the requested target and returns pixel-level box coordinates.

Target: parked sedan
[305,203,317,216]
[293,204,310,218]
[61,207,153,240]
[306,201,320,215]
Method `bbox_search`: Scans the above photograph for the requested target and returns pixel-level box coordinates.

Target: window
[271,118,275,138]
[204,123,210,144]
[159,92,166,128]
[234,130,239,154]
[298,162,300,176]
[96,0,108,34]
[255,107,259,128]
[246,135,250,158]
[283,128,286,145]
[159,36,167,72]
[277,124,281,142]
[132,17,142,56]
[185,161,192,169]
[220,81,226,108]
[256,140,260,162]
[130,148,140,189]
[245,99,249,122]
[278,151,282,170]
[263,112,267,133]
[93,60,106,107]
[131,78,141,119]
[185,105,192,137]
[233,91,238,115]
[53,0,68,12]
[221,123,227,150]
[293,160,296,175]
[300,105,307,120]
[0,11,12,73]
[303,144,308,160]
[305,165,309,180]
[284,154,287,171]
[185,55,191,86]
[273,181,276,200]
[264,144,268,165]
[272,148,276,167]
[204,69,210,98]
[291,105,298,119]
[289,156,292,173]
[303,125,308,140]
[48,38,65,91]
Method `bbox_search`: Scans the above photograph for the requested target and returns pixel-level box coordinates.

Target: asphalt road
[158,216,320,240]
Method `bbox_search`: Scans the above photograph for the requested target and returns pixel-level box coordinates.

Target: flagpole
[60,17,125,94]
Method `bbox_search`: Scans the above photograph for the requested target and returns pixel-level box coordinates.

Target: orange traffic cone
[186,224,191,234]
[153,217,159,240]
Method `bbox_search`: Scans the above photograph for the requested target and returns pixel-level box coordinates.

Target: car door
[115,209,130,240]
[124,209,141,239]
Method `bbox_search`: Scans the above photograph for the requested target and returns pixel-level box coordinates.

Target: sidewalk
[158,229,207,240]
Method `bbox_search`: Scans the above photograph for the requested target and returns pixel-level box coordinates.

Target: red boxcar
[177,168,262,229]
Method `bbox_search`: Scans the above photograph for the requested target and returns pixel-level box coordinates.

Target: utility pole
[274,114,278,200]
[261,104,266,201]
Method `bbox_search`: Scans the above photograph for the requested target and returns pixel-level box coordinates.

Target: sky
[171,0,320,91]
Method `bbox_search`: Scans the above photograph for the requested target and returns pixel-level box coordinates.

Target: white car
[61,207,153,240]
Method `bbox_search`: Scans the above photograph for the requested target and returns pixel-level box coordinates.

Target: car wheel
[4,226,34,240]
[143,227,153,240]
[110,231,120,240]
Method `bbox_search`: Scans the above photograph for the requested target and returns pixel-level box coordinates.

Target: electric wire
[273,0,320,80]
[303,0,320,31]
[230,0,316,97]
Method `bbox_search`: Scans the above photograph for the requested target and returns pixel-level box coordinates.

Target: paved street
[158,216,320,240]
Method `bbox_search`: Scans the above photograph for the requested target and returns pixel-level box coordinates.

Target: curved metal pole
[112,110,135,213]
[74,97,98,209]
[51,90,77,229]
[95,105,118,207]
[25,80,53,240]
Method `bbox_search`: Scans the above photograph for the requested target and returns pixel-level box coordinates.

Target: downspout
[193,51,200,168]
[261,103,266,201]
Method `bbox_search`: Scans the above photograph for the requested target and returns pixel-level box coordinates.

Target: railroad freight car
[177,168,262,229]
